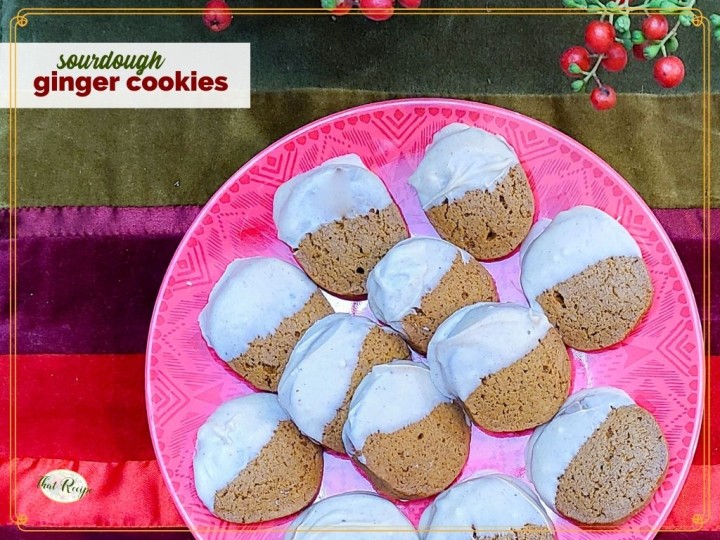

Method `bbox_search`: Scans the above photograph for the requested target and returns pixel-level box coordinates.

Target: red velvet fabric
[1,206,715,534]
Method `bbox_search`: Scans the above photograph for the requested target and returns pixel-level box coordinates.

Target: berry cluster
[323,0,421,21]
[560,0,705,111]
[202,0,420,29]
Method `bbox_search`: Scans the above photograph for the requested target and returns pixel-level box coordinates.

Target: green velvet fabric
[1,92,715,208]
[4,0,716,95]
[1,0,717,208]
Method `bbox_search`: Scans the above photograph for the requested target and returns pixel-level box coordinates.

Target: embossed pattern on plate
[146,99,704,540]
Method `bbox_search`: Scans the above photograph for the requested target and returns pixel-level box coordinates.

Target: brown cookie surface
[213,420,323,523]
[294,205,408,297]
[483,525,555,540]
[321,327,410,454]
[464,328,570,432]
[537,256,653,351]
[357,402,470,500]
[229,290,333,391]
[425,164,534,260]
[401,254,498,355]
[555,405,668,525]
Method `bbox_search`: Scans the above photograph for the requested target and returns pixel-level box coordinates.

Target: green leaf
[621,37,632,49]
[632,30,646,44]
[660,0,678,10]
[321,0,337,10]
[571,80,585,92]
[714,27,720,41]
[615,15,631,32]
[679,14,693,26]
[562,0,578,7]
[666,36,679,53]
[643,43,662,59]
[569,63,583,74]
[607,1,617,8]
[587,5,602,12]
[710,13,720,27]
[647,0,663,6]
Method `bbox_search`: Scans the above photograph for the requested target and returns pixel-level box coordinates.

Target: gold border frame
[6,5,713,535]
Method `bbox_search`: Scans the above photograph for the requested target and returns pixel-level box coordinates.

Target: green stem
[581,54,606,88]
[658,18,683,53]
[589,0,692,17]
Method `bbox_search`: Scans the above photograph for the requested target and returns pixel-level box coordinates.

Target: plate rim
[144,97,706,538]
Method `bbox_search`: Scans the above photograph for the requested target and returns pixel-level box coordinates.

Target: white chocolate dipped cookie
[408,124,534,260]
[278,313,410,454]
[526,387,668,525]
[285,492,419,540]
[418,473,554,540]
[427,302,570,432]
[367,236,498,355]
[342,361,470,500]
[199,257,333,391]
[273,154,408,297]
[520,205,653,351]
[193,393,323,523]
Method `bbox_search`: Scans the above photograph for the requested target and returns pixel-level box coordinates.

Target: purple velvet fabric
[0,207,716,355]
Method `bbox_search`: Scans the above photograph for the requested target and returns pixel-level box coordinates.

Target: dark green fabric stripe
[1,92,716,209]
[3,0,717,95]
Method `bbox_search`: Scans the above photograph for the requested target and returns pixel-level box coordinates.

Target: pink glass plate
[145,98,704,540]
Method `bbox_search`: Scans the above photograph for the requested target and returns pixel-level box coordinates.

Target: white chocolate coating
[193,393,289,513]
[427,303,552,401]
[273,154,394,248]
[518,218,550,263]
[520,206,642,311]
[198,257,318,361]
[408,123,520,210]
[418,473,554,539]
[525,387,636,511]
[285,492,419,540]
[341,361,453,462]
[278,313,380,444]
[367,236,472,336]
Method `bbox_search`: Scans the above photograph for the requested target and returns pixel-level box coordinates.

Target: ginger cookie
[419,473,555,540]
[520,206,653,351]
[367,236,498,355]
[285,492,419,540]
[408,123,534,260]
[427,302,570,432]
[342,361,470,500]
[526,387,668,525]
[274,154,408,297]
[193,393,323,524]
[199,257,333,391]
[278,313,410,454]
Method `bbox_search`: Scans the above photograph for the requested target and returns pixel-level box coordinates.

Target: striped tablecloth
[1,0,718,537]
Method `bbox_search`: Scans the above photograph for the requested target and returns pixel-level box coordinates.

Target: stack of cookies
[192,123,667,536]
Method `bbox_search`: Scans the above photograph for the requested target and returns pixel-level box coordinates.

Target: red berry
[330,0,352,16]
[203,0,232,32]
[590,85,617,111]
[359,0,394,21]
[642,15,669,41]
[632,43,648,61]
[560,46,591,77]
[399,0,422,7]
[601,42,628,72]
[654,56,685,88]
[585,20,616,54]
